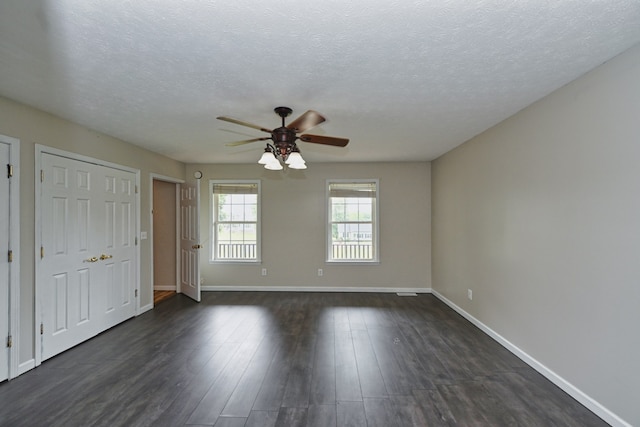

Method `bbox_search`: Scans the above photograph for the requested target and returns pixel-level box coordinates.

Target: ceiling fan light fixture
[219,107,349,171]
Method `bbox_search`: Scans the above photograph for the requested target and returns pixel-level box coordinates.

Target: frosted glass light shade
[289,162,307,169]
[264,160,283,170]
[258,151,276,165]
[285,152,305,165]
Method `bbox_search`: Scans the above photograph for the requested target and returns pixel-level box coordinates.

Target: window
[327,180,378,262]
[211,180,260,262]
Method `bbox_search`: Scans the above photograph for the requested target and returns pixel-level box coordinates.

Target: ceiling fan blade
[299,134,349,147]
[225,137,271,147]
[217,116,272,133]
[287,110,326,133]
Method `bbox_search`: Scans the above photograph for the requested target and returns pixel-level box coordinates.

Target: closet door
[39,153,137,360]
[100,166,137,327]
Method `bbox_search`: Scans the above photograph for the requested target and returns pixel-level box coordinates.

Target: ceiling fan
[217,106,349,170]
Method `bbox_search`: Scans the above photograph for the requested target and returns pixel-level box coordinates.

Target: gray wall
[188,162,431,291]
[432,44,640,425]
[0,96,185,368]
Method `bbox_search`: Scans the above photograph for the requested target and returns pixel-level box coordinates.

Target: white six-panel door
[180,180,200,302]
[39,153,137,361]
[0,142,9,381]
[101,166,137,327]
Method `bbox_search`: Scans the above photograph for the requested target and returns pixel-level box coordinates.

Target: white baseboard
[431,290,630,427]
[202,285,432,294]
[153,286,177,291]
[18,359,35,376]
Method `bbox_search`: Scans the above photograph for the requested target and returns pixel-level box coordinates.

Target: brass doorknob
[99,254,113,260]
[192,244,202,249]
[84,256,99,263]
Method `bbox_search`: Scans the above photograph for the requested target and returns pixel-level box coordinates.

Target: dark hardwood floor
[0,292,606,427]
[154,290,176,305]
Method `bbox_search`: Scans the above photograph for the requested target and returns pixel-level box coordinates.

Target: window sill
[209,259,261,265]
[325,260,380,265]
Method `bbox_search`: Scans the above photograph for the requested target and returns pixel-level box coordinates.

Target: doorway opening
[151,177,181,306]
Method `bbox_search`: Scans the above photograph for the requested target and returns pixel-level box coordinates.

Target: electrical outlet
[261,268,267,276]
[468,289,473,300]
[318,268,323,277]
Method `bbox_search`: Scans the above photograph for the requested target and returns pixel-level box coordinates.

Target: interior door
[0,142,9,381]
[100,167,137,326]
[180,179,201,302]
[39,153,138,360]
[40,154,99,358]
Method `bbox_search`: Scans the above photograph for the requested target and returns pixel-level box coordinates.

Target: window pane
[359,203,372,221]
[345,203,360,221]
[218,201,230,221]
[356,223,372,242]
[230,203,244,221]
[334,223,347,242]
[245,203,257,222]
[243,223,257,241]
[229,194,244,204]
[332,202,345,221]
[231,223,243,241]
[217,224,231,242]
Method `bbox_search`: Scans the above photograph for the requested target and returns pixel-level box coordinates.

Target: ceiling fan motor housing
[270,125,298,159]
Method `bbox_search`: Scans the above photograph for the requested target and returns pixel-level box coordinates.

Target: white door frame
[1,134,20,379]
[34,144,141,367]
[149,173,184,310]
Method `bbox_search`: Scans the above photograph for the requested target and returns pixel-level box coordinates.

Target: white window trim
[326,178,380,264]
[209,179,261,264]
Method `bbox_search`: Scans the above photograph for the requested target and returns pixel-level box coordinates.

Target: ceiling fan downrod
[271,106,299,159]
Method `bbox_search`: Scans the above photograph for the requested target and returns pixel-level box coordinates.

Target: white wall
[432,44,640,426]
[188,162,431,291]
[0,96,185,369]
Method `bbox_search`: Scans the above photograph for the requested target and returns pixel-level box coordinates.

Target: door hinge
[41,246,44,259]
[7,164,13,178]
[8,250,12,263]
[135,289,138,298]
[135,185,138,194]
[40,169,44,182]
[6,335,12,348]
[135,237,138,246]
[40,323,44,335]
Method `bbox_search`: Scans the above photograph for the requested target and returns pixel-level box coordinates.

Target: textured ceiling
[1,1,640,164]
